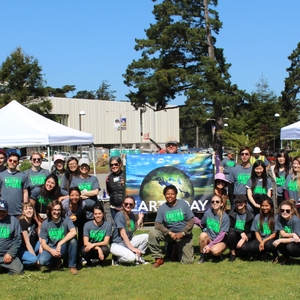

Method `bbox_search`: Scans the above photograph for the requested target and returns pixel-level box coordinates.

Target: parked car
[41,157,54,170]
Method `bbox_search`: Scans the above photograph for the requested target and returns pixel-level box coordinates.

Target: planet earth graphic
[139,166,194,204]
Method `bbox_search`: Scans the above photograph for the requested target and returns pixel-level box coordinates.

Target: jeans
[39,238,77,268]
[17,241,40,265]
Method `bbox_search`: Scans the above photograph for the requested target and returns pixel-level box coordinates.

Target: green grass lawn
[1,228,300,300]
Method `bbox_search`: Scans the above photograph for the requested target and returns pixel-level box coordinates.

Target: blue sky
[1,1,300,105]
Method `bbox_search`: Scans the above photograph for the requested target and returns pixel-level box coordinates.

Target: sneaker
[229,254,236,262]
[281,258,290,266]
[138,256,149,265]
[81,258,87,267]
[90,259,99,267]
[153,258,164,268]
[112,256,120,266]
[197,256,205,264]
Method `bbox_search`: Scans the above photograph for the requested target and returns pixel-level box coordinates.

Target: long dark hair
[63,157,79,190]
[251,160,268,191]
[259,195,275,232]
[274,150,290,178]
[40,174,61,200]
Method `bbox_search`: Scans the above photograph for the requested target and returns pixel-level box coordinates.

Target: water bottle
[103,189,106,199]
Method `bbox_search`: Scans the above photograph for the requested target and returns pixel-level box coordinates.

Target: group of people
[1,143,300,275]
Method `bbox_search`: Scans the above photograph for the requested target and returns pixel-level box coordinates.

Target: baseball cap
[235,194,247,203]
[54,154,65,162]
[0,199,8,211]
[166,138,178,146]
[79,157,90,166]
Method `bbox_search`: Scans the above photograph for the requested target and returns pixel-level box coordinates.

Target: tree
[73,90,96,99]
[124,0,243,158]
[0,47,52,115]
[95,80,116,100]
[46,85,76,97]
[280,42,300,122]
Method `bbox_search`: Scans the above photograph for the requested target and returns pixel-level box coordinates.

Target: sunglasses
[280,209,291,214]
[32,158,41,162]
[216,180,225,184]
[124,202,134,208]
[8,158,18,164]
[110,163,119,167]
[211,200,220,204]
[240,152,250,156]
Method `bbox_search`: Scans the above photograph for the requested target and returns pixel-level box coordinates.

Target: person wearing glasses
[273,200,300,265]
[110,196,148,265]
[70,158,100,221]
[229,146,253,205]
[149,185,194,268]
[165,139,178,154]
[0,152,28,218]
[51,154,65,186]
[198,195,230,263]
[26,152,50,196]
[39,200,78,274]
[106,156,125,220]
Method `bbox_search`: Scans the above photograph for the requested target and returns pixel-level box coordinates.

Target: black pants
[227,230,253,251]
[240,238,277,257]
[81,246,110,262]
[277,242,300,259]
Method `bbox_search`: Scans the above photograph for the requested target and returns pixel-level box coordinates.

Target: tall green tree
[95,80,116,100]
[280,42,300,122]
[0,47,51,115]
[124,0,243,157]
[46,85,76,97]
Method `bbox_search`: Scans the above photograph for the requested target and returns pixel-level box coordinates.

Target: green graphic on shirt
[30,175,46,186]
[78,182,92,191]
[49,227,65,241]
[283,225,292,233]
[165,209,184,223]
[237,173,251,185]
[235,220,246,230]
[276,176,285,187]
[258,222,271,235]
[0,224,10,238]
[4,177,22,189]
[253,186,267,194]
[287,180,298,192]
[227,161,235,167]
[90,229,105,242]
[130,220,135,231]
[206,217,220,233]
[38,196,52,205]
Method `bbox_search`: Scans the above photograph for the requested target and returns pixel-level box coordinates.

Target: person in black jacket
[227,194,254,262]
[106,156,125,221]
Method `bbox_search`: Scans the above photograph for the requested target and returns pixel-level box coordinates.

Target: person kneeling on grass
[110,196,148,266]
[198,195,230,264]
[148,185,194,268]
[39,200,78,275]
[81,202,112,267]
[227,194,254,262]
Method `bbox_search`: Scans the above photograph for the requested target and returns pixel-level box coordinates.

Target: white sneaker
[81,258,87,267]
[138,256,149,265]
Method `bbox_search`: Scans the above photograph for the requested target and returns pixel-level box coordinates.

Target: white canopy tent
[280,120,300,141]
[0,100,95,172]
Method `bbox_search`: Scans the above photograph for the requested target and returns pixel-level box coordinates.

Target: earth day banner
[125,153,214,213]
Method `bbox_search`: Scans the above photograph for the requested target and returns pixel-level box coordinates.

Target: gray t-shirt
[274,169,287,197]
[40,216,75,247]
[229,164,252,196]
[251,214,277,239]
[246,178,272,194]
[70,176,100,202]
[155,200,194,233]
[276,215,300,236]
[284,174,299,200]
[0,170,28,216]
[112,211,135,244]
[26,168,50,192]
[0,214,21,256]
[221,157,236,175]
[201,209,230,240]
[83,220,112,243]
[234,213,247,231]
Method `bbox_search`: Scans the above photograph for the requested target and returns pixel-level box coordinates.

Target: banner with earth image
[125,153,214,213]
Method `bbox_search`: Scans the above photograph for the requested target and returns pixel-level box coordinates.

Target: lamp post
[274,113,280,154]
[106,110,134,156]
[79,111,86,158]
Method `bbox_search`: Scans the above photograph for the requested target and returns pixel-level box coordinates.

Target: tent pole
[92,145,96,176]
[47,146,51,171]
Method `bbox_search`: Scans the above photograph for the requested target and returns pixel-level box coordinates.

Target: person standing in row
[0,152,28,218]
[250,147,270,171]
[26,152,50,196]
[51,154,65,186]
[0,150,7,172]
[283,156,300,201]
[106,156,125,220]
[229,146,253,204]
